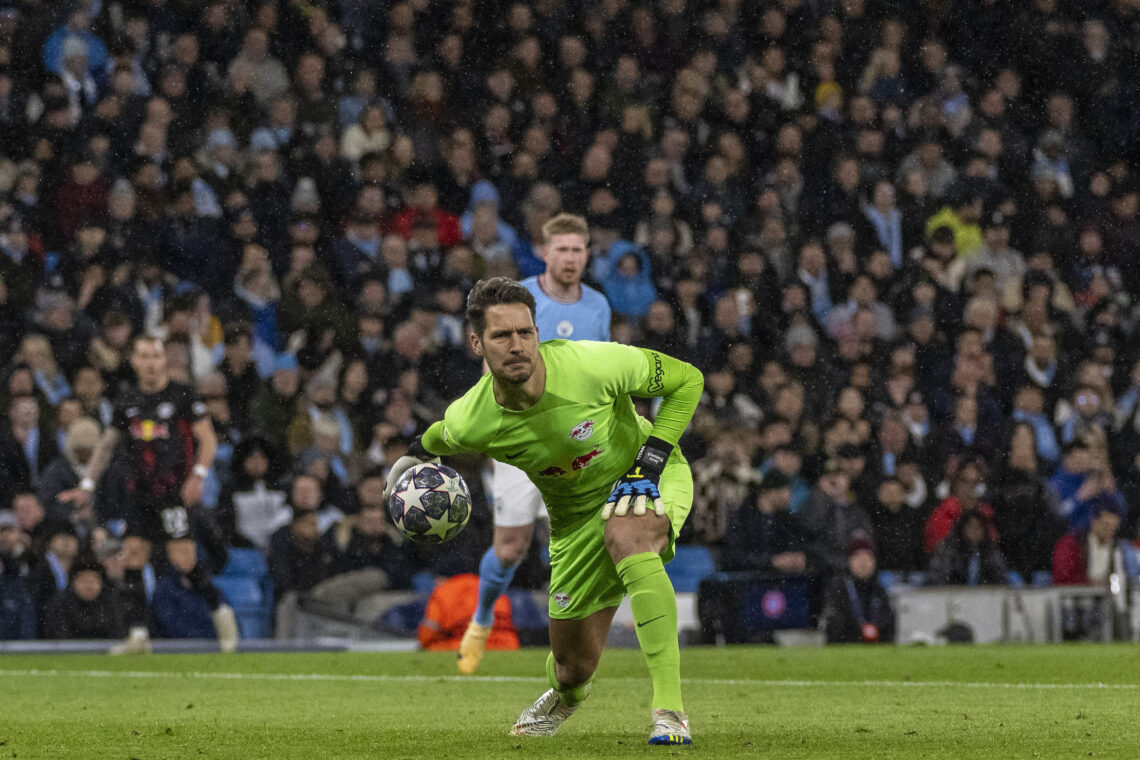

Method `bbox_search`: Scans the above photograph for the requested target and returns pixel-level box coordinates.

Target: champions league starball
[388,462,472,544]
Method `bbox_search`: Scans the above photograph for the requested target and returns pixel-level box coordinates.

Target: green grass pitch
[3,644,1139,759]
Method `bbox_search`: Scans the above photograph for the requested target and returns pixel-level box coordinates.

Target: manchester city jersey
[521,276,611,343]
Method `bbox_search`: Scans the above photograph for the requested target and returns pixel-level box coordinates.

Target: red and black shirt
[111,382,207,502]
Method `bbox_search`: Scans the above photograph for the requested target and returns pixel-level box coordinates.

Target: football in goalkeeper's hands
[388,463,472,544]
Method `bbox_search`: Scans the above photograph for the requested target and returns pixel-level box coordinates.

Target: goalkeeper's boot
[110,625,152,655]
[212,604,240,653]
[457,620,492,674]
[648,709,691,746]
[509,687,586,737]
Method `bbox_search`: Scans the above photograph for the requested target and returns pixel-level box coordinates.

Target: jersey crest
[569,419,594,441]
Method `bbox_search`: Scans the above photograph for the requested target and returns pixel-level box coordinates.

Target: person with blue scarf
[859,180,905,269]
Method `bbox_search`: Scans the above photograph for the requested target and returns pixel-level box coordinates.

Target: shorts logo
[553,592,571,609]
[569,419,594,441]
[571,447,603,471]
[538,465,567,477]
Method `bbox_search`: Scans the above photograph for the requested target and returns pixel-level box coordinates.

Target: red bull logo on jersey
[130,419,170,441]
[571,447,604,471]
[569,419,594,441]
[538,465,567,477]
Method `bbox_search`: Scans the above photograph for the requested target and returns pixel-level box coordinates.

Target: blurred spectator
[868,478,924,575]
[924,458,999,555]
[687,428,760,545]
[720,470,810,575]
[249,354,301,452]
[335,470,414,590]
[216,437,289,551]
[41,555,128,640]
[1053,497,1128,586]
[927,511,1010,587]
[37,416,101,522]
[27,519,79,629]
[1050,434,1125,534]
[798,459,874,577]
[0,395,59,505]
[267,505,339,637]
[151,537,225,641]
[989,423,1067,581]
[820,533,895,644]
[0,525,37,638]
[0,508,32,579]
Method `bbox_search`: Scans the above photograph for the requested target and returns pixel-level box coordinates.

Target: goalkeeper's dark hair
[465,276,537,336]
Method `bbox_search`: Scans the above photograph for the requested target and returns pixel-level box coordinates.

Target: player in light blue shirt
[521,272,611,344]
[458,213,612,674]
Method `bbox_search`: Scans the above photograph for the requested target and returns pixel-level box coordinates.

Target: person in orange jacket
[417,573,519,652]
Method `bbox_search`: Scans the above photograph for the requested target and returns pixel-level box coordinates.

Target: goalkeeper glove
[602,436,672,520]
[383,436,441,501]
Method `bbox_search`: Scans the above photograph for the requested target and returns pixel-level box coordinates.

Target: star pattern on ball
[389,463,471,544]
[422,511,456,541]
[397,483,434,521]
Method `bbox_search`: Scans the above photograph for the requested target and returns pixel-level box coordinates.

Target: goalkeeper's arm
[631,348,704,447]
[602,350,703,520]
[383,420,471,500]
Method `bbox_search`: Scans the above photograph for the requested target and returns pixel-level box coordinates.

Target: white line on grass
[2,668,1138,691]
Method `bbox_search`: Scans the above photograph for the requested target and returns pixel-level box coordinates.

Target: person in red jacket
[923,458,999,554]
[390,179,462,247]
[1052,497,1125,586]
[417,572,519,652]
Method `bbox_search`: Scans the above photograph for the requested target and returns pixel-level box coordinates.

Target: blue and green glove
[602,436,672,520]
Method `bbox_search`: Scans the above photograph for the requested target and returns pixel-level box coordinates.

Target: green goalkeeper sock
[616,551,683,712]
[546,651,591,707]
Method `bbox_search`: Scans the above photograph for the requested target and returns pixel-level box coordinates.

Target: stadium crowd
[3,0,1140,643]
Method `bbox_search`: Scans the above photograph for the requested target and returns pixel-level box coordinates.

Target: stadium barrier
[890,584,1137,644]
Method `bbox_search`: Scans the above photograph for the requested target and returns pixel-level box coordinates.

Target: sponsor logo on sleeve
[647,352,664,393]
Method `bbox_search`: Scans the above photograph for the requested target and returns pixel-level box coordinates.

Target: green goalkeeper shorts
[546,453,692,620]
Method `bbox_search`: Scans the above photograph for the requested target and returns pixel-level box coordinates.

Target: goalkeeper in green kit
[384,277,703,745]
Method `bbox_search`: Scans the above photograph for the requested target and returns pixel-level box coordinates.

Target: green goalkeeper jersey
[420,340,703,535]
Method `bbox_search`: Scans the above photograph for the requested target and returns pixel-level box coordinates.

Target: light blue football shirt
[521,275,612,342]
